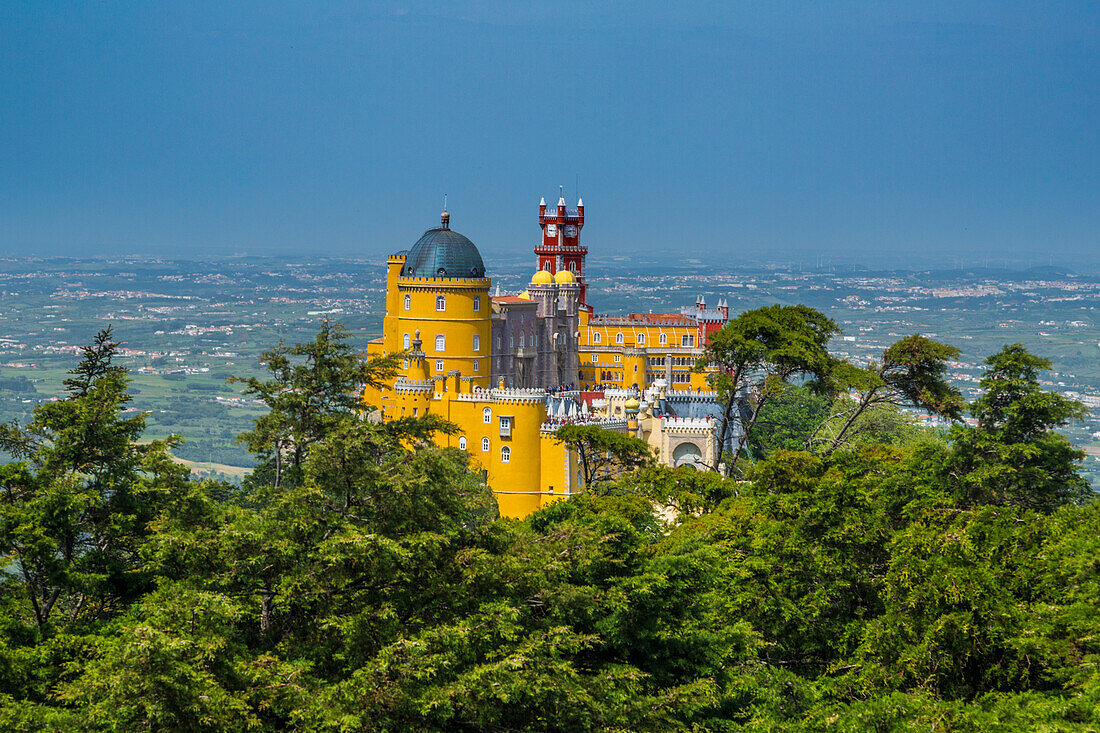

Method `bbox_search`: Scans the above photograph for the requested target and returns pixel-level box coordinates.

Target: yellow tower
[371,209,492,390]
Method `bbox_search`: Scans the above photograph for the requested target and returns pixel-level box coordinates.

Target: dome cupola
[401,211,486,279]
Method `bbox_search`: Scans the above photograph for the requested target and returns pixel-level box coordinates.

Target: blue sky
[2,2,1098,267]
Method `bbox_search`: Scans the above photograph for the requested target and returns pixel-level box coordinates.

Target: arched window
[435,335,445,352]
[473,334,481,351]
[659,333,667,345]
[483,407,492,424]
[593,332,601,344]
[616,332,624,344]
[473,297,481,312]
[637,333,645,346]
[404,294,411,311]
[481,437,490,452]
[458,437,467,450]
[500,446,511,463]
[436,295,446,311]
[403,333,410,349]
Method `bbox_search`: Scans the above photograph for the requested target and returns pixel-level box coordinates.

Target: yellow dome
[553,269,577,284]
[624,397,640,411]
[531,270,553,285]
[518,290,530,299]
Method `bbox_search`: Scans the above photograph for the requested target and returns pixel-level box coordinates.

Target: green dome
[402,216,486,279]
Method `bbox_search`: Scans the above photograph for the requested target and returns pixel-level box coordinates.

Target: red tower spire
[536,191,590,312]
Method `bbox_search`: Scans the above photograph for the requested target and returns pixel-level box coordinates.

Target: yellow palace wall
[361,371,573,519]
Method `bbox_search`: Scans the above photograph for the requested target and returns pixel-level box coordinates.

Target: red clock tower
[536,190,590,312]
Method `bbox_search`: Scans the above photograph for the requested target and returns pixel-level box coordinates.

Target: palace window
[659,333,667,345]
[473,296,481,312]
[500,446,511,463]
[435,359,444,372]
[481,437,490,452]
[614,354,621,364]
[458,437,467,450]
[681,334,695,347]
[483,407,492,424]
[403,333,410,349]
[403,358,409,370]
[593,332,601,344]
[591,354,598,363]
[616,332,624,344]
[499,416,512,438]
[473,334,480,351]
[473,359,480,372]
[404,294,411,311]
[637,333,645,346]
[436,295,446,311]
[435,335,445,352]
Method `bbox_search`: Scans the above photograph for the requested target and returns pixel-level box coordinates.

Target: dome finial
[441,194,450,229]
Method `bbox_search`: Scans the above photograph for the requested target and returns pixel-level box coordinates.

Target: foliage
[231,319,400,488]
[554,423,654,489]
[946,344,1091,511]
[746,383,832,458]
[2,325,1098,730]
[813,334,964,454]
[697,304,839,476]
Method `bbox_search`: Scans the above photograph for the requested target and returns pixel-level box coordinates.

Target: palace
[363,196,732,518]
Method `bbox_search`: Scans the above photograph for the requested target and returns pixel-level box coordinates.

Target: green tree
[232,320,399,488]
[554,424,654,489]
[947,344,1090,511]
[747,383,832,458]
[697,304,839,476]
[812,334,964,454]
[0,327,187,634]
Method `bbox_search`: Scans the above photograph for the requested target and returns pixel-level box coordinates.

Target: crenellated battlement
[540,417,629,435]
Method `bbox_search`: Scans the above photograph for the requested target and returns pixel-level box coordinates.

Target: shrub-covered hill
[0,321,1097,731]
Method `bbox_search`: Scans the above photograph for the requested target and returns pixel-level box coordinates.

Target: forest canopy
[0,320,1097,732]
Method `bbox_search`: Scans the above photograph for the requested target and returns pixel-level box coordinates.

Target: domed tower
[382,209,492,387]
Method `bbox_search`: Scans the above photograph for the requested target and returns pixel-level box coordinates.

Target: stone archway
[671,441,704,468]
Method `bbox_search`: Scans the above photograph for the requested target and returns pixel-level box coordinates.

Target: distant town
[0,256,1097,484]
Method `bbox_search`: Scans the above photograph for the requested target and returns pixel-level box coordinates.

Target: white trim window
[403,333,410,349]
[436,295,446,311]
[659,333,667,345]
[591,354,598,363]
[404,294,411,311]
[435,335,445,352]
[481,437,490,452]
[499,416,512,438]
[500,445,511,463]
[473,334,481,351]
[435,359,444,372]
[637,333,645,346]
[614,354,621,364]
[681,334,695,347]
[473,359,480,372]
[483,407,492,424]
[473,297,481,312]
[593,332,601,344]
[458,437,467,450]
[616,332,624,344]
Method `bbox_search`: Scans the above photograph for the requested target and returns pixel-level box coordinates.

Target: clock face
[545,224,557,237]
[564,225,577,237]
